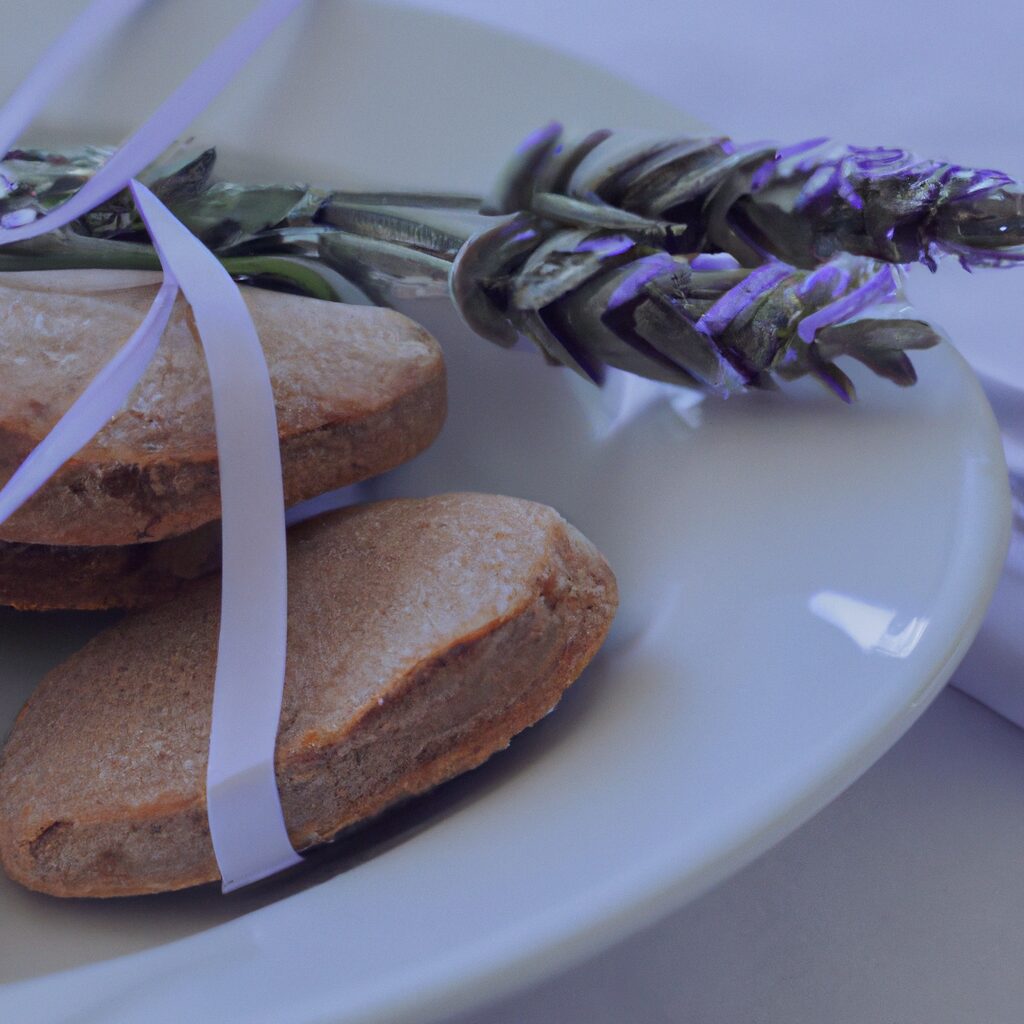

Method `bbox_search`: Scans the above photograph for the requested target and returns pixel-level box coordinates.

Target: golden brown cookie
[0,494,617,897]
[0,524,220,611]
[0,273,446,546]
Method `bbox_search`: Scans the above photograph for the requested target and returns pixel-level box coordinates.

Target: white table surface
[393,1,1024,1020]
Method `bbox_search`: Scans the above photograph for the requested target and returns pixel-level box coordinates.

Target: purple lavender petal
[952,167,1016,197]
[575,234,634,257]
[797,265,898,343]
[813,362,855,403]
[837,178,864,209]
[606,252,678,310]
[797,163,843,208]
[848,145,907,169]
[510,227,539,245]
[969,169,1015,189]
[691,252,741,271]
[796,261,850,299]
[695,261,794,339]
[777,136,831,160]
[793,140,843,175]
[750,136,829,191]
[516,121,563,155]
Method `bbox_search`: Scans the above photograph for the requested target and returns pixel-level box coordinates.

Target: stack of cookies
[0,272,617,897]
[0,272,448,610]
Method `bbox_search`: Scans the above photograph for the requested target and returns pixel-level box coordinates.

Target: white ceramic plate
[0,2,1011,1022]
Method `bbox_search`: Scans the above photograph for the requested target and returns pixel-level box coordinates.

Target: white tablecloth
[397,1,1024,1020]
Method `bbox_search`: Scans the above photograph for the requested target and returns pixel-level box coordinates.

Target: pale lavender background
[392,2,1024,1022]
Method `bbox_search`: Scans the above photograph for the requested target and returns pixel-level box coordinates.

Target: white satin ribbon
[131,180,300,890]
[0,276,177,526]
[0,0,306,890]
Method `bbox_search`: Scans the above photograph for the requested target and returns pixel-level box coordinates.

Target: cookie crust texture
[0,494,618,897]
[0,277,446,547]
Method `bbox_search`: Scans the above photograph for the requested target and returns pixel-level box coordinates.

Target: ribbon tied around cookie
[0,0,307,891]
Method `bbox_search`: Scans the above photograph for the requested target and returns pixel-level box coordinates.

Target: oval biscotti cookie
[0,524,221,611]
[0,493,617,897]
[0,272,446,547]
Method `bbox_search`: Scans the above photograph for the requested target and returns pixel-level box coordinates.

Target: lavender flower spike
[707,138,1024,270]
[449,209,940,402]
[487,126,1024,273]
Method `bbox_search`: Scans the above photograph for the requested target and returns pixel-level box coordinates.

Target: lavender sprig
[513,127,1023,272]
[0,140,944,401]
[719,139,1024,270]
[451,220,936,402]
